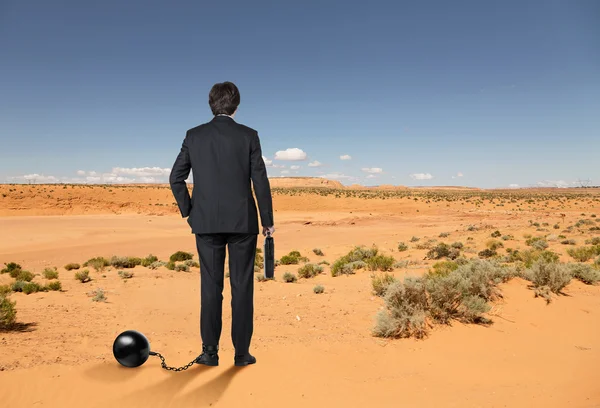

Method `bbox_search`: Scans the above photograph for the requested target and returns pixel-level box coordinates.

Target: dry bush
[425,243,459,260]
[0,292,17,329]
[148,261,167,270]
[568,263,600,285]
[371,272,398,296]
[313,284,325,294]
[84,257,110,271]
[298,263,323,279]
[282,271,297,283]
[254,249,264,268]
[91,288,106,302]
[1,262,22,275]
[141,255,159,267]
[118,270,134,279]
[43,267,59,280]
[397,242,408,252]
[313,248,324,256]
[524,259,572,299]
[75,269,91,283]
[566,246,597,262]
[46,281,62,291]
[184,260,200,268]
[64,263,80,271]
[366,254,395,271]
[175,264,190,272]
[169,251,194,263]
[331,245,380,277]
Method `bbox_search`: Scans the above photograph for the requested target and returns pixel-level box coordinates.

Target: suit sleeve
[169,132,192,218]
[250,131,274,227]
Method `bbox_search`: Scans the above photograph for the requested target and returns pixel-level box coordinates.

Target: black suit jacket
[169,115,274,234]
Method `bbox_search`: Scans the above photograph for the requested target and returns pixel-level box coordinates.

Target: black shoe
[195,345,219,366]
[234,353,256,367]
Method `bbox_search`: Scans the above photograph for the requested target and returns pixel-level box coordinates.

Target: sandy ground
[1,184,600,407]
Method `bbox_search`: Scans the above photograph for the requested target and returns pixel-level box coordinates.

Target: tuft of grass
[312,248,324,256]
[175,264,190,272]
[64,263,81,271]
[46,280,62,291]
[91,288,107,302]
[184,260,200,268]
[568,263,600,285]
[141,255,159,267]
[83,257,110,271]
[371,272,398,296]
[0,292,17,329]
[282,271,297,283]
[75,269,91,283]
[43,267,59,280]
[256,274,274,282]
[313,284,325,294]
[1,262,22,275]
[169,251,194,263]
[297,263,324,279]
[118,270,134,279]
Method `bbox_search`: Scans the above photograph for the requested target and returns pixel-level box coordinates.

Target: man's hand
[262,226,275,236]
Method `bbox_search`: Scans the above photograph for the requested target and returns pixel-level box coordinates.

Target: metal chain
[150,351,197,372]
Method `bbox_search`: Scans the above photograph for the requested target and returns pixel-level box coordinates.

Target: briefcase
[263,233,275,279]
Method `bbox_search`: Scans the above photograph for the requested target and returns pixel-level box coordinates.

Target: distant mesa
[268,177,345,189]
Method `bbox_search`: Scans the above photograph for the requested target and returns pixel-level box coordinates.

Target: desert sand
[1,180,599,407]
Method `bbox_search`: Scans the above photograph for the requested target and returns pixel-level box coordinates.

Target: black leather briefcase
[264,233,274,279]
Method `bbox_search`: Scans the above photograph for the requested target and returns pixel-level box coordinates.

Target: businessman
[169,81,274,367]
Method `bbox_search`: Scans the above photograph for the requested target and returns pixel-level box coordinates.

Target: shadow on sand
[0,321,37,333]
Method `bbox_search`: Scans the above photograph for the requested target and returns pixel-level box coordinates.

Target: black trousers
[195,233,258,355]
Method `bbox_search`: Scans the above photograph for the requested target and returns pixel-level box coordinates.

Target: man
[169,81,274,367]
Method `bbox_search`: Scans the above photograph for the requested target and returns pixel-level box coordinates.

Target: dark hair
[208,82,240,115]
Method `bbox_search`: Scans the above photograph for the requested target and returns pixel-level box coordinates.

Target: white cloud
[535,180,577,188]
[308,161,323,167]
[290,165,300,170]
[262,156,273,166]
[366,174,376,179]
[452,172,464,179]
[8,174,60,183]
[361,167,383,174]
[280,170,290,175]
[274,148,307,161]
[112,167,171,177]
[319,172,355,180]
[76,170,86,176]
[410,173,433,180]
[508,184,519,188]
[340,155,352,160]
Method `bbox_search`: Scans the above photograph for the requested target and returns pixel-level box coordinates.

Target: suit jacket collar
[212,115,235,122]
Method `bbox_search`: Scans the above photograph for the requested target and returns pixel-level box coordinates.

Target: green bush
[426,261,459,278]
[184,260,200,268]
[15,270,35,282]
[366,254,395,272]
[84,257,110,271]
[165,261,176,270]
[524,259,572,301]
[486,239,504,251]
[331,245,381,276]
[43,267,59,280]
[169,251,194,263]
[64,263,80,271]
[371,272,397,296]
[313,248,324,256]
[313,285,325,294]
[451,242,464,249]
[174,264,190,272]
[397,242,408,252]
[0,293,17,329]
[568,263,600,285]
[46,281,62,291]
[110,256,141,269]
[1,262,22,275]
[75,269,91,283]
[280,255,299,265]
[148,261,167,270]
[141,255,159,267]
[566,246,597,262]
[478,249,497,259]
[425,243,459,260]
[297,263,323,278]
[23,282,45,295]
[11,281,27,292]
[282,271,297,283]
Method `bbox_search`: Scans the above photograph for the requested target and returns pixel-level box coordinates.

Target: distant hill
[268,177,345,189]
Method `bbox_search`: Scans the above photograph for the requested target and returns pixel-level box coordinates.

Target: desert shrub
[256,275,274,282]
[75,269,91,283]
[451,242,464,249]
[486,239,504,251]
[331,245,380,276]
[11,281,27,292]
[118,270,134,279]
[84,257,110,271]
[568,263,600,285]
[64,263,80,271]
[141,255,159,267]
[546,234,559,242]
[566,246,596,262]
[595,256,600,268]
[165,261,176,270]
[43,267,59,280]
[397,242,408,252]
[15,270,35,282]
[109,256,139,269]
[585,237,600,246]
[478,249,496,259]
[282,271,297,283]
[297,263,323,279]
[184,260,200,268]
[373,278,429,339]
[22,282,45,295]
[1,262,22,275]
[0,293,17,329]
[501,235,514,241]
[425,243,459,260]
[169,251,194,263]
[0,285,11,296]
[426,261,459,278]
[91,288,106,302]
[409,236,420,242]
[415,239,436,250]
[175,264,190,272]
[255,249,264,268]
[313,248,324,256]
[524,259,572,298]
[313,285,325,294]
[148,261,167,270]
[491,230,501,238]
[371,272,397,296]
[439,232,450,238]
[46,281,62,291]
[553,224,560,229]
[318,260,330,266]
[366,254,395,271]
[393,260,409,268]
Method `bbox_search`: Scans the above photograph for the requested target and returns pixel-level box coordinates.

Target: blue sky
[0,0,598,188]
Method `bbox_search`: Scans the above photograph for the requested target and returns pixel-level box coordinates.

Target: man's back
[169,115,274,234]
